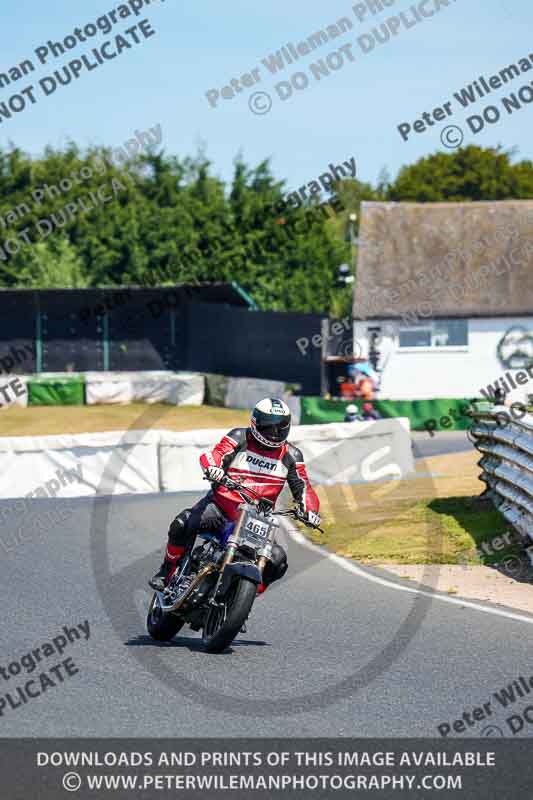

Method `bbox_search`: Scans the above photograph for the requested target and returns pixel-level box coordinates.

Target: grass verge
[0,404,249,437]
[306,450,521,567]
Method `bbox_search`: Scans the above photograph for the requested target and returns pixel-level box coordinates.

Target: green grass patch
[307,494,520,566]
[0,403,249,437]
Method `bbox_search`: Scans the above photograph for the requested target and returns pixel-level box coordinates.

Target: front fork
[210,543,237,604]
[256,544,273,585]
[210,507,247,602]
[210,504,273,603]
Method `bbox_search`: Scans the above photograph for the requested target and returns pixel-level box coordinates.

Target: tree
[0,142,531,314]
[387,145,533,202]
[14,238,88,288]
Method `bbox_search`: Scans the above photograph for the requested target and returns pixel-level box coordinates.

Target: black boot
[149,560,173,592]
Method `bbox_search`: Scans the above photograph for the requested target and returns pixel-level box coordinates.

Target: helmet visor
[255,415,291,444]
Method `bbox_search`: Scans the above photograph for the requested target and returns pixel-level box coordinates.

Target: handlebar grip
[205,474,240,492]
[295,511,324,533]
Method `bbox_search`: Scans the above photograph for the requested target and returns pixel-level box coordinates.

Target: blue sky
[1,0,531,193]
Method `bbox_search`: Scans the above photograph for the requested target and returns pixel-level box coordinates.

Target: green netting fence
[299,397,480,431]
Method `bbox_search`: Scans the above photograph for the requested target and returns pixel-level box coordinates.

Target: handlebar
[274,507,324,533]
[203,475,324,532]
[206,474,261,499]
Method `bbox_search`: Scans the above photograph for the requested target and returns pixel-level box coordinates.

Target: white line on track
[287,526,533,627]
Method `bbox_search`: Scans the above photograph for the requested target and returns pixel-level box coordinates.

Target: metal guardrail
[468,404,533,554]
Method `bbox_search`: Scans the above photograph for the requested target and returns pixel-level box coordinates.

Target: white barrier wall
[0,419,414,500]
[85,371,205,405]
[0,375,29,409]
[0,431,161,499]
[158,419,413,491]
[224,378,286,410]
[222,378,301,424]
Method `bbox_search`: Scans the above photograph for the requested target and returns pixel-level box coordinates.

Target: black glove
[300,507,321,527]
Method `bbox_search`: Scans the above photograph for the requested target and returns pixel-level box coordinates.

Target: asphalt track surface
[411,430,472,459]
[2,474,533,739]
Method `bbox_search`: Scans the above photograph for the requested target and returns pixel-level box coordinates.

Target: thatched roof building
[354,201,533,320]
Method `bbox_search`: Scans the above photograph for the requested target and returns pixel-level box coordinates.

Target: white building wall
[353,316,533,401]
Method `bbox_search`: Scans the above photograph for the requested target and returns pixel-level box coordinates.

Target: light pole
[336,212,358,287]
[348,212,357,280]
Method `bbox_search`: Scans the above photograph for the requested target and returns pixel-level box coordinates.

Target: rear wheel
[147,592,184,641]
[202,578,257,653]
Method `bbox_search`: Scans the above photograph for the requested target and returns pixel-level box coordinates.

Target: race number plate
[240,515,270,548]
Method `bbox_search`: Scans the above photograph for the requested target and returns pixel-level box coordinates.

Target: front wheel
[147,592,184,641]
[202,578,257,653]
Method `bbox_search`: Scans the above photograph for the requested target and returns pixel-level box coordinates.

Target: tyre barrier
[469,403,533,560]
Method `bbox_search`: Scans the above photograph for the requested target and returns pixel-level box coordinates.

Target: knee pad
[168,509,191,547]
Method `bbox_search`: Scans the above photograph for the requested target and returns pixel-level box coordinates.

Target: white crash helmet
[250,398,291,448]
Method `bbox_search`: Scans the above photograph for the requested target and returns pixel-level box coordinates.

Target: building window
[399,324,432,348]
[399,319,468,348]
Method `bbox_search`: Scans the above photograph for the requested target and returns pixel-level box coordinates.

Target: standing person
[149,398,320,594]
[353,363,376,401]
[361,402,381,421]
[344,403,362,422]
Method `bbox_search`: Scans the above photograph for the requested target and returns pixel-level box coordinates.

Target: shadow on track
[125,634,270,653]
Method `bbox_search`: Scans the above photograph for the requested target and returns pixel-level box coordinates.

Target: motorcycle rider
[149,398,321,593]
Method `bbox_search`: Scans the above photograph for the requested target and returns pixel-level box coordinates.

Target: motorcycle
[147,476,323,653]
